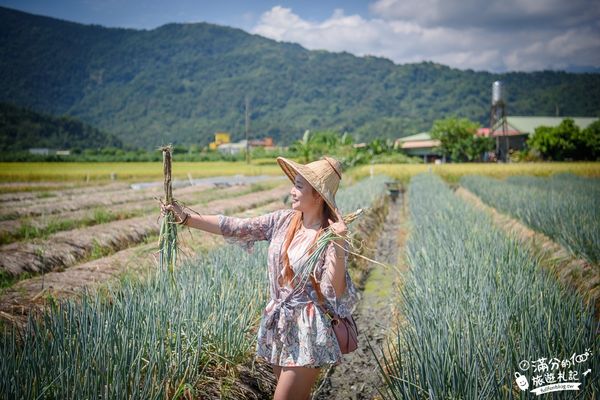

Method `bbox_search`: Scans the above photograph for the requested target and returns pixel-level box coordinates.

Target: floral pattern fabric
[218,208,359,367]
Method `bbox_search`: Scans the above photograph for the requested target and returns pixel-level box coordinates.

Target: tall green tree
[577,120,600,160]
[430,117,494,162]
[528,118,598,161]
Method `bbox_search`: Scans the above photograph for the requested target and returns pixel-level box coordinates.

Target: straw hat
[276,155,342,217]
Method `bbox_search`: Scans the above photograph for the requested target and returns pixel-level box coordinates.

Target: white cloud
[370,0,600,29]
[253,7,384,54]
[503,27,600,70]
[251,2,600,72]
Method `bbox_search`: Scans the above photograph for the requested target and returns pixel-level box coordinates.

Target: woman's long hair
[280,190,337,304]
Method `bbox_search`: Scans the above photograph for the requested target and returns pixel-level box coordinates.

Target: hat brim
[276,156,338,215]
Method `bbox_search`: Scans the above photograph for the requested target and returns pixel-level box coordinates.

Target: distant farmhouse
[28,148,71,156]
[209,132,276,155]
[394,132,442,163]
[216,140,247,155]
[208,132,231,150]
[395,116,598,163]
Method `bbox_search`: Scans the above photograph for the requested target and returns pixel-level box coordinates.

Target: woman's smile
[290,175,315,211]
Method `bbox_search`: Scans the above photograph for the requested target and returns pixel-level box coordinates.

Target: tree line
[4,102,596,163]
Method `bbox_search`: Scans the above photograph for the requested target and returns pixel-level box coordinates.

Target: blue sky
[0,0,369,31]
[2,0,599,72]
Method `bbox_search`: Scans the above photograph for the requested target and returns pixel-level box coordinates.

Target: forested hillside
[1,6,599,150]
[0,102,124,152]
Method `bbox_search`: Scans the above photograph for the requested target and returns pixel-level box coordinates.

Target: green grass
[195,180,283,205]
[36,191,55,199]
[0,183,93,195]
[362,265,393,298]
[0,270,34,295]
[0,210,139,244]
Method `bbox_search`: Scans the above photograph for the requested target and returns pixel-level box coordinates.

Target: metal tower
[489,81,509,162]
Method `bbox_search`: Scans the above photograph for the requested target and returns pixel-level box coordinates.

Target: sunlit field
[0,160,284,183]
[3,161,599,185]
[347,162,600,183]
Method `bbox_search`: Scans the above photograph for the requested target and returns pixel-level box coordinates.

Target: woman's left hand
[328,209,349,286]
[327,208,348,238]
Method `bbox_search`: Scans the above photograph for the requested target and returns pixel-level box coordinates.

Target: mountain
[0,102,124,152]
[1,6,599,150]
[564,66,600,74]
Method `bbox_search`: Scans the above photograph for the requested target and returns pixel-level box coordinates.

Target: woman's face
[290,174,322,213]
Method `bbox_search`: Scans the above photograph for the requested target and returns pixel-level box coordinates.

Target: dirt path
[454,186,599,322]
[0,181,279,240]
[0,180,210,219]
[0,185,290,276]
[313,191,408,400]
[0,182,129,201]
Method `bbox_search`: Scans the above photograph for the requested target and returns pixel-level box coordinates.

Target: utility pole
[245,96,250,164]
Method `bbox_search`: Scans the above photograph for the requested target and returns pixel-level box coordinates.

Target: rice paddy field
[0,161,599,399]
[0,161,284,183]
[347,162,600,183]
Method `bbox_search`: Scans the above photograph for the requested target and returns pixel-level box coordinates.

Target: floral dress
[218,208,359,368]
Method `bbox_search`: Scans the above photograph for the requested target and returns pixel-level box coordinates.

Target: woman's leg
[273,366,321,400]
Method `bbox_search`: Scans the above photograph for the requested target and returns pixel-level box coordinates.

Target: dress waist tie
[264,291,311,344]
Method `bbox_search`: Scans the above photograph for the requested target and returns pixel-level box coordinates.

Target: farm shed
[395,132,442,163]
[28,148,70,156]
[507,116,598,134]
[217,139,247,155]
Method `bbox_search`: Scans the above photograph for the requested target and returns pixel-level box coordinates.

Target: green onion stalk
[292,208,365,291]
[157,144,179,288]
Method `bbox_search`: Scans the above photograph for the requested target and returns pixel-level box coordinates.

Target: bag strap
[313,300,339,321]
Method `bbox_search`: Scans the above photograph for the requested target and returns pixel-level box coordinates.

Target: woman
[160,156,359,400]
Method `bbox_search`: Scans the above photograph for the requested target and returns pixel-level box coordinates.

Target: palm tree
[295,130,313,163]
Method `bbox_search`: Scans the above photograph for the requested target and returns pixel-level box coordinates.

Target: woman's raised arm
[160,203,294,250]
[185,214,221,234]
[218,209,293,253]
[160,202,221,235]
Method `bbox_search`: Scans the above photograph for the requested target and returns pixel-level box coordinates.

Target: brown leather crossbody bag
[331,314,359,354]
[318,304,359,354]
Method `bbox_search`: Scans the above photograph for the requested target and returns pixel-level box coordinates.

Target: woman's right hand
[160,201,188,224]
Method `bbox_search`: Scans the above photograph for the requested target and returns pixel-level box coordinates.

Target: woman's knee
[273,367,320,400]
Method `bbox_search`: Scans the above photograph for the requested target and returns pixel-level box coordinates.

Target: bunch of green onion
[291,208,364,290]
[157,145,179,287]
[158,201,179,286]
